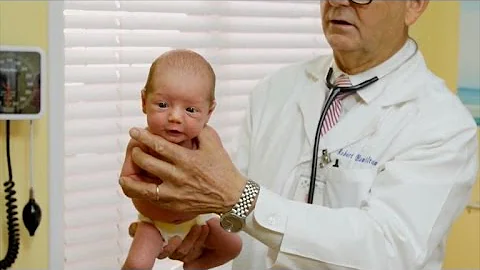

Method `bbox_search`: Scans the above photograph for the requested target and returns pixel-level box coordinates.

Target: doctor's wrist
[219,178,261,233]
[222,178,260,216]
[220,175,247,213]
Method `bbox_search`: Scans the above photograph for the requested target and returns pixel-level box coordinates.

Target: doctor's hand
[119,126,247,216]
[129,218,242,269]
[181,217,242,269]
[163,217,242,270]
[128,221,210,263]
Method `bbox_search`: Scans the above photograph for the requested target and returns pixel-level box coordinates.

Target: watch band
[230,179,260,218]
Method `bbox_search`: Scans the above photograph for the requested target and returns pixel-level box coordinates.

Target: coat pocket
[292,167,327,205]
[324,167,377,208]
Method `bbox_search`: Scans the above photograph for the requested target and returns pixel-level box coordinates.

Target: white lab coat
[230,39,479,270]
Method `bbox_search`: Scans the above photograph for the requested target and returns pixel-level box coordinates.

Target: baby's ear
[204,100,216,125]
[141,89,147,114]
[208,100,216,116]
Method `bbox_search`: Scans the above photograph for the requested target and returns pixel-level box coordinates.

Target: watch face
[220,214,243,233]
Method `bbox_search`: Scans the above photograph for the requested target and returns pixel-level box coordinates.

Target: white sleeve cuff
[252,187,289,233]
[243,187,286,250]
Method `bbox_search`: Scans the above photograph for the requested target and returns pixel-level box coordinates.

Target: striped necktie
[320,74,352,136]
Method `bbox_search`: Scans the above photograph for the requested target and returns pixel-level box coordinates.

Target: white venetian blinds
[63,1,329,269]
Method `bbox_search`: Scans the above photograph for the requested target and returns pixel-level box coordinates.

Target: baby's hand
[120,138,151,182]
[121,138,166,185]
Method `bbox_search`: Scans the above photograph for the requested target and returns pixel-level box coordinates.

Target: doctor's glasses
[323,0,373,5]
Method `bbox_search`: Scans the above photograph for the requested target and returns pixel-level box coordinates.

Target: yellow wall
[0,1,49,269]
[411,1,461,92]
[411,1,480,269]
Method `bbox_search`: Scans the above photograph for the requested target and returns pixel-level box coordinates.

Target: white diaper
[138,213,217,245]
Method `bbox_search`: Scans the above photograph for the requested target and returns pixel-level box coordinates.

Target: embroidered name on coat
[338,148,378,166]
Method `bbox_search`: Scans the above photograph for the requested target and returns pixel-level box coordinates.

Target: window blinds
[63,1,329,269]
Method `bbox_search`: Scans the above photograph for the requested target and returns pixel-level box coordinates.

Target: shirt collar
[328,38,418,104]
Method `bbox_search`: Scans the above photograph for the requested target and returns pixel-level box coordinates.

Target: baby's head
[141,49,216,146]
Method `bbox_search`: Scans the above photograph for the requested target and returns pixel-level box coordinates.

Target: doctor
[120,0,479,269]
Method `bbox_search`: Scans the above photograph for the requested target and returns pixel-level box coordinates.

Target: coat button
[267,215,277,226]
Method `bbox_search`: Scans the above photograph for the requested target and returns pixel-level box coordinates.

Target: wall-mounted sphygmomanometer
[0,45,45,269]
[0,46,45,119]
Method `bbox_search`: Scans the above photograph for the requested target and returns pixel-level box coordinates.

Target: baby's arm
[120,139,143,181]
[123,222,164,270]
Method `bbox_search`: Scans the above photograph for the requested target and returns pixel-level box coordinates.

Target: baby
[121,49,241,269]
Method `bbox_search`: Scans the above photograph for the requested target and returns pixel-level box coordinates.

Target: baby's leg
[122,222,164,270]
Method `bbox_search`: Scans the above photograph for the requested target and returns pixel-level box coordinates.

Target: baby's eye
[186,107,198,113]
[158,102,168,108]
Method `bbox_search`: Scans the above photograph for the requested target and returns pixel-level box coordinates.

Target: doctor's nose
[167,107,183,123]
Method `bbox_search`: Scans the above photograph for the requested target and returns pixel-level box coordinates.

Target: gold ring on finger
[156,184,161,201]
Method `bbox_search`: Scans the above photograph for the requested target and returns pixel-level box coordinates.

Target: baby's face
[142,71,214,145]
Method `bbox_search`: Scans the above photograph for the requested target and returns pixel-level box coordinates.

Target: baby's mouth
[166,130,183,136]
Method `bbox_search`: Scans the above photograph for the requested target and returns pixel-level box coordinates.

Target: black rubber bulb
[22,188,41,236]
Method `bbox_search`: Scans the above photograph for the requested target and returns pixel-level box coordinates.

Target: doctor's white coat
[230,40,479,270]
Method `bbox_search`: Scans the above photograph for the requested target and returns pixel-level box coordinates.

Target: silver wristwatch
[220,179,260,233]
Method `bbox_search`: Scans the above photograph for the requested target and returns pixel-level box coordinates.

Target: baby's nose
[168,108,183,123]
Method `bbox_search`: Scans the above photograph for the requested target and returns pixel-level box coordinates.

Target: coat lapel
[322,103,381,152]
[297,77,327,148]
[296,77,382,154]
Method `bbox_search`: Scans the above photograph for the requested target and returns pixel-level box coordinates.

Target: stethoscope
[307,39,419,204]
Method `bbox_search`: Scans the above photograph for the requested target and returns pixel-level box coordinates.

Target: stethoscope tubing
[307,69,378,204]
[305,39,419,204]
